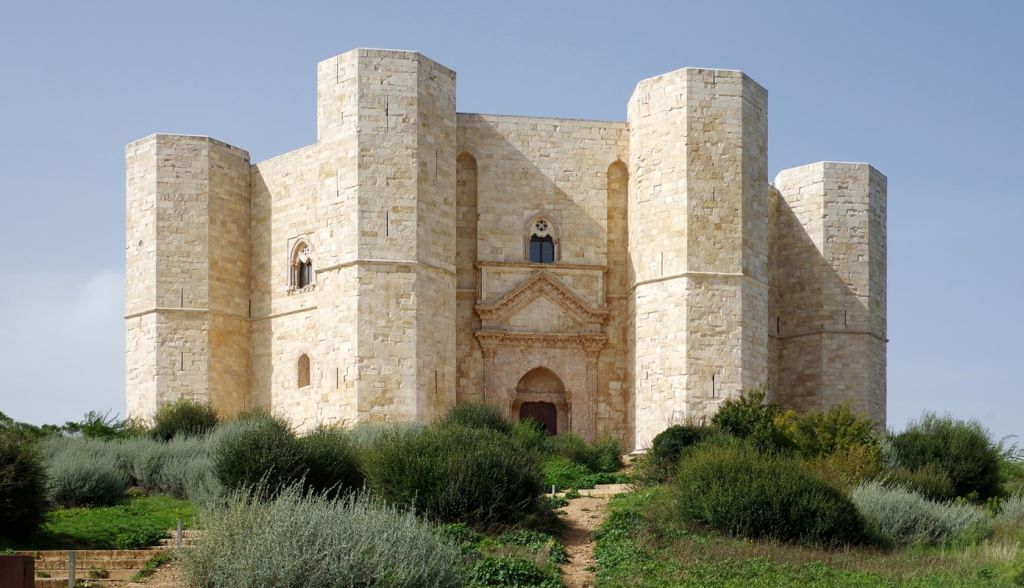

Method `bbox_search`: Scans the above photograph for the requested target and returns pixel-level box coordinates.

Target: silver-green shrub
[179,486,465,587]
[45,439,129,507]
[994,494,1024,531]
[851,481,984,545]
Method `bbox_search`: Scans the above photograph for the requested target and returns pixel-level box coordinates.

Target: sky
[0,1,1021,440]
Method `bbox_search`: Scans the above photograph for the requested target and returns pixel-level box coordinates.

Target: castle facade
[125,49,886,450]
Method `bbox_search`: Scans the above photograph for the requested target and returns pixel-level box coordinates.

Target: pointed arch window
[527,217,557,263]
[289,239,315,292]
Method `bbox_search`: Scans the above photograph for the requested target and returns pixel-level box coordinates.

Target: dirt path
[558,483,631,588]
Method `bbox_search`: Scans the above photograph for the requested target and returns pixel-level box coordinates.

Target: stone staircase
[17,528,201,586]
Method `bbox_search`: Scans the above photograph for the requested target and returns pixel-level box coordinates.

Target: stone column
[581,337,604,440]
[476,333,500,410]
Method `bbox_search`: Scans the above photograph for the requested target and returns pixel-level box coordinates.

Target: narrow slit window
[297,354,311,388]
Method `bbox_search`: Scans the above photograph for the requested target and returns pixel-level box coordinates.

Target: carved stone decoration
[474,269,608,440]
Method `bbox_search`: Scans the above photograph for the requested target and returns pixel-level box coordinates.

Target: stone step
[34,567,139,581]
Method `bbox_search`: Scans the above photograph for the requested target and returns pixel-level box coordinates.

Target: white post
[176,518,183,548]
[67,551,75,588]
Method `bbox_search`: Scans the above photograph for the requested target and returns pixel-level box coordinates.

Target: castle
[125,48,886,450]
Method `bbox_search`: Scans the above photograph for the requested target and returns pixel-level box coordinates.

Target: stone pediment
[475,270,609,330]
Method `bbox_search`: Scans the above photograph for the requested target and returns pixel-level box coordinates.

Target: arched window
[297,354,310,388]
[527,217,556,263]
[290,240,315,292]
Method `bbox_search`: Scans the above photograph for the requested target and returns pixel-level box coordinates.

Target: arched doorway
[513,367,569,435]
[520,402,557,435]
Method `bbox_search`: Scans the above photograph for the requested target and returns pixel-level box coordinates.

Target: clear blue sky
[1,1,1021,440]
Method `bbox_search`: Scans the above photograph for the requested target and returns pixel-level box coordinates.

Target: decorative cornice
[475,270,609,326]
[476,260,608,273]
[474,329,608,350]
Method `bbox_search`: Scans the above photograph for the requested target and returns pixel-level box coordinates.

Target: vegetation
[892,413,1002,500]
[673,443,874,546]
[0,429,47,540]
[150,398,219,441]
[209,412,305,495]
[179,486,465,588]
[362,423,544,527]
[850,482,984,545]
[44,439,129,507]
[295,426,365,497]
[3,495,193,550]
[440,402,512,435]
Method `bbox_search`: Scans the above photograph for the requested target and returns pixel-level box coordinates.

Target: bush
[62,411,138,440]
[47,446,129,507]
[803,443,883,490]
[650,424,714,465]
[710,388,790,452]
[994,494,1024,532]
[150,399,219,441]
[439,402,512,435]
[781,405,878,458]
[673,443,872,546]
[510,418,549,454]
[0,430,47,539]
[549,432,622,473]
[179,486,465,587]
[210,413,304,496]
[469,556,557,588]
[851,481,985,545]
[892,414,1001,500]
[295,427,364,497]
[882,464,955,502]
[363,424,543,527]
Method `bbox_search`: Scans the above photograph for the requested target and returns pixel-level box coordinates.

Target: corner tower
[315,49,458,423]
[627,68,769,448]
[771,162,887,423]
[125,135,251,421]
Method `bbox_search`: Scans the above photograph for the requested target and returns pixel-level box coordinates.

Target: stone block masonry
[126,48,886,450]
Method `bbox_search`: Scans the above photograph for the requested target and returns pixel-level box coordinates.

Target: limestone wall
[772,162,886,423]
[125,135,251,421]
[627,68,769,448]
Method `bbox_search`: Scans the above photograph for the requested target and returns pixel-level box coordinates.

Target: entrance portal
[513,367,569,435]
[520,402,557,435]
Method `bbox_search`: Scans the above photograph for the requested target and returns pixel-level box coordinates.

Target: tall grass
[850,481,985,545]
[178,485,465,587]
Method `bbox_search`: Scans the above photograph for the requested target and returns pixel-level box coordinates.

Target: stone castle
[125,48,886,450]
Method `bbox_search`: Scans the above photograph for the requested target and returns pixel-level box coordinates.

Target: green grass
[2,495,194,550]
[542,455,628,490]
[594,490,1023,587]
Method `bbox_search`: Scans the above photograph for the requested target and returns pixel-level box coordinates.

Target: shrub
[179,486,465,587]
[510,418,549,454]
[710,387,790,452]
[549,432,623,473]
[150,399,219,441]
[295,427,364,497]
[210,413,304,496]
[439,402,512,434]
[62,410,138,440]
[892,413,1001,500]
[650,424,714,465]
[47,446,129,507]
[881,464,955,502]
[497,529,568,564]
[803,443,883,490]
[994,494,1024,532]
[783,405,878,458]
[673,443,871,546]
[469,556,556,588]
[363,424,543,527]
[851,481,985,545]
[0,430,47,539]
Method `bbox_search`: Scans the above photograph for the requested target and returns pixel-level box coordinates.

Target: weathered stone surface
[125,48,887,450]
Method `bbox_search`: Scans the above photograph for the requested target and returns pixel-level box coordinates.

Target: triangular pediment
[476,270,609,328]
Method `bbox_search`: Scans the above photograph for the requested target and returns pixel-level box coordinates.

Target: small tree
[151,399,219,441]
[711,387,790,452]
[892,413,1002,500]
[0,429,48,539]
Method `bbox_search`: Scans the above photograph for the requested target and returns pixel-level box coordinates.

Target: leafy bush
[803,443,883,490]
[295,426,364,497]
[851,481,985,545]
[150,399,219,441]
[542,456,622,490]
[711,388,790,452]
[994,494,1024,532]
[673,443,872,546]
[510,418,549,454]
[882,464,956,502]
[549,432,622,473]
[892,414,1001,500]
[46,441,129,507]
[363,424,543,527]
[0,430,47,539]
[179,486,465,587]
[210,413,304,496]
[469,556,558,588]
[779,405,878,458]
[61,410,139,440]
[439,402,512,435]
[650,424,714,465]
